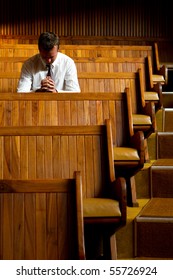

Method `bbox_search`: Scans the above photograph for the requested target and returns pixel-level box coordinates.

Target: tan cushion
[113,147,140,160]
[152,74,165,83]
[132,114,152,125]
[83,198,121,217]
[144,91,159,101]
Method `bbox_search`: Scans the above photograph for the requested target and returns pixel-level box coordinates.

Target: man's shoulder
[58,52,74,62]
[24,53,40,64]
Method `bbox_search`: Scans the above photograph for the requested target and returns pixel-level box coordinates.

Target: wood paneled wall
[0,0,173,61]
[0,0,172,38]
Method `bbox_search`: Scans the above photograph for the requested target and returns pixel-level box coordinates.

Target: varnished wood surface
[0,172,85,260]
[0,92,127,147]
[0,123,126,259]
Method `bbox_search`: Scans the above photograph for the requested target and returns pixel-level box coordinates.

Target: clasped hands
[37,76,57,92]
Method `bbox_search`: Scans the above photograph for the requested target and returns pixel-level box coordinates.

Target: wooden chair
[124,86,155,163]
[145,55,166,94]
[137,67,163,113]
[0,124,127,260]
[0,172,85,260]
[153,42,168,85]
[111,89,145,206]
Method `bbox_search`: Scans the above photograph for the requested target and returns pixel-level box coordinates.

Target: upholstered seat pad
[113,147,140,160]
[152,74,165,83]
[83,198,121,217]
[132,114,152,125]
[144,91,159,101]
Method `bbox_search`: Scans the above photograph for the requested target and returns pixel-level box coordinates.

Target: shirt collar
[39,53,59,70]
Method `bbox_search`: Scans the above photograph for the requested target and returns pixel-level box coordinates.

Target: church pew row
[0,92,144,207]
[0,49,162,110]
[0,122,127,260]
[0,70,156,161]
[0,44,156,89]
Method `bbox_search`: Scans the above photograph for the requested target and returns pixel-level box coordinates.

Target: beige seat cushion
[113,147,140,160]
[83,198,121,217]
[152,74,165,84]
[132,114,152,125]
[144,91,159,101]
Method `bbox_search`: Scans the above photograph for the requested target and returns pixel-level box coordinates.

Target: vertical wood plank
[13,194,24,259]
[28,136,36,179]
[36,193,46,259]
[2,194,13,259]
[24,193,36,259]
[20,136,28,179]
[47,193,58,259]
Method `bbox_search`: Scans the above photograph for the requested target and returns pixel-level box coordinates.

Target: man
[17,32,80,92]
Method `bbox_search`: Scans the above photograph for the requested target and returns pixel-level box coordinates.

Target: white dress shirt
[17,52,81,93]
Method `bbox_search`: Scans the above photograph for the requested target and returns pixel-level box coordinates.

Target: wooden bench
[153,42,168,85]
[145,55,166,92]
[0,173,85,260]
[0,43,153,58]
[137,67,162,113]
[0,70,154,162]
[0,43,161,105]
[0,92,144,207]
[0,52,162,107]
[77,72,156,143]
[0,123,127,260]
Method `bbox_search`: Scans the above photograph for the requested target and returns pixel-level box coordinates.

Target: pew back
[0,124,112,198]
[0,92,130,147]
[0,43,153,58]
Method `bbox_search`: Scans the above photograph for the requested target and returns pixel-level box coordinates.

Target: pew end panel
[0,172,86,260]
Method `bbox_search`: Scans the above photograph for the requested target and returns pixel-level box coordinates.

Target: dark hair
[38,32,60,51]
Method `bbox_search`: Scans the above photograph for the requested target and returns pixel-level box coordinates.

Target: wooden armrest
[158,64,168,84]
[143,101,156,130]
[110,177,127,224]
[152,82,163,110]
[130,131,145,166]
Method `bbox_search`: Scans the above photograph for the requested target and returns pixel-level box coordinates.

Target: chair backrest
[0,172,85,260]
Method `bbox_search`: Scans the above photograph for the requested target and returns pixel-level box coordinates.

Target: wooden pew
[0,43,153,59]
[0,92,144,207]
[0,123,127,260]
[78,72,156,132]
[145,55,166,93]
[153,42,168,85]
[137,67,162,113]
[0,52,162,119]
[0,69,154,161]
[0,172,85,260]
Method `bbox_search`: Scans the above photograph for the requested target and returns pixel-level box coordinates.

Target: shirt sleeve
[59,60,81,93]
[17,62,34,93]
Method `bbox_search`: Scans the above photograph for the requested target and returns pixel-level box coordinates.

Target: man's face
[39,45,58,64]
